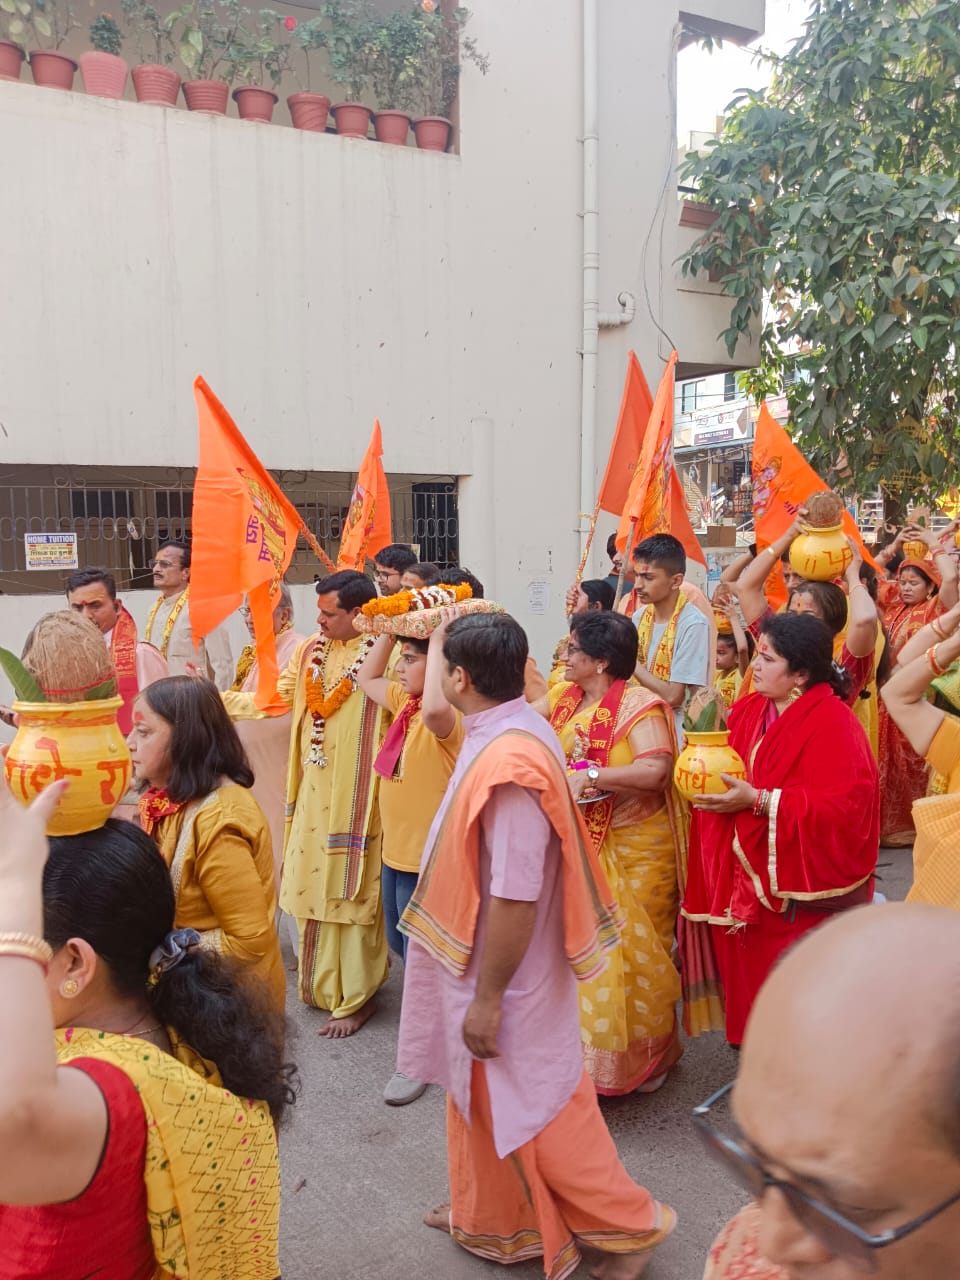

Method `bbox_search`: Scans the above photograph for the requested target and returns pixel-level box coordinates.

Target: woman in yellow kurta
[129,675,285,1009]
[538,610,684,1095]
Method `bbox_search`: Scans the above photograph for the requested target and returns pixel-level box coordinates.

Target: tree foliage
[680,0,960,505]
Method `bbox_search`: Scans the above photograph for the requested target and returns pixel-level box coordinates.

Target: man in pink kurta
[397,613,676,1280]
[231,586,305,887]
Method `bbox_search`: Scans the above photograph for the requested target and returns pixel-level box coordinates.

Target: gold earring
[60,978,80,998]
[597,666,603,675]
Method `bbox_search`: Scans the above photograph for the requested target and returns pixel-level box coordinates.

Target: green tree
[680,0,960,512]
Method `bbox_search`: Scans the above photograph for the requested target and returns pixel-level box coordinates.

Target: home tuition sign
[24,532,79,571]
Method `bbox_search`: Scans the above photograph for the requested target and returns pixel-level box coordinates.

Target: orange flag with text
[190,377,312,712]
[752,404,875,565]
[337,420,392,570]
[598,351,654,517]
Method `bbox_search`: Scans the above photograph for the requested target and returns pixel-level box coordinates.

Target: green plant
[412,4,488,119]
[0,648,116,703]
[23,0,80,49]
[165,0,244,82]
[89,12,122,54]
[319,0,378,102]
[367,9,427,113]
[0,0,36,48]
[226,6,291,87]
[120,0,175,64]
[683,687,728,734]
[289,14,325,92]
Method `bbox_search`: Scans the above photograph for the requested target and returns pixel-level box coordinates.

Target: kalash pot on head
[788,490,854,582]
[1,611,132,835]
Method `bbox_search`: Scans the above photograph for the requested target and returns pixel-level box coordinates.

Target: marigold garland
[359,582,472,620]
[304,634,377,767]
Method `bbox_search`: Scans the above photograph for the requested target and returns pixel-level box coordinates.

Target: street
[278,848,912,1278]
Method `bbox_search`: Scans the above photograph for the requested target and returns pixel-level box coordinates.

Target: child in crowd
[713,596,751,708]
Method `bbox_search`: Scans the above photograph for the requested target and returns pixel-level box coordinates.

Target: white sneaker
[383,1072,427,1106]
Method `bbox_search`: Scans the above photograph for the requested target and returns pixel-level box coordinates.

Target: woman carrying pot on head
[535,609,685,1095]
[129,675,285,1009]
[0,790,295,1280]
[682,613,880,1047]
[874,527,959,845]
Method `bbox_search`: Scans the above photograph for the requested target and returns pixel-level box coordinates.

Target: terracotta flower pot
[373,109,410,145]
[233,85,277,122]
[331,101,372,139]
[413,115,451,152]
[674,730,748,803]
[79,50,129,99]
[29,49,77,90]
[4,697,131,836]
[288,91,330,132]
[0,39,25,81]
[182,78,229,115]
[132,62,180,106]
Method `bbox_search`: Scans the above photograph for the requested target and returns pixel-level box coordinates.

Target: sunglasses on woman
[693,1081,960,1273]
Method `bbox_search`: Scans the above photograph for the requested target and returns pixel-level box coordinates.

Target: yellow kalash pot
[673,687,748,803]
[787,490,853,583]
[1,611,132,835]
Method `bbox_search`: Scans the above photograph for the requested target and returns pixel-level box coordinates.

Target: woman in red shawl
[681,612,879,1046]
[875,527,958,844]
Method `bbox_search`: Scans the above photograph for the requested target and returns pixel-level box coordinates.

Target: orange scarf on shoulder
[400,729,622,981]
[110,605,139,736]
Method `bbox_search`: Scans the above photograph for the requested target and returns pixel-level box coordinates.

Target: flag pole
[574,502,601,585]
[297,522,337,573]
[614,518,637,610]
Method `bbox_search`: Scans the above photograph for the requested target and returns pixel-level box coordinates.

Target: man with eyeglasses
[144,539,234,689]
[372,543,418,596]
[697,903,960,1280]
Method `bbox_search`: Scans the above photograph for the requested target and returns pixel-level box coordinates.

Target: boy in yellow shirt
[358,625,464,1105]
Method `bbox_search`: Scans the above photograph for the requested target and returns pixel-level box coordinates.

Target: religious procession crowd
[2,510,960,1280]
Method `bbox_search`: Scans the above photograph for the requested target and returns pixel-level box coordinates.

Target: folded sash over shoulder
[400,729,623,980]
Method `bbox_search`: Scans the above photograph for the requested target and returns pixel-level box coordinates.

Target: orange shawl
[401,729,622,981]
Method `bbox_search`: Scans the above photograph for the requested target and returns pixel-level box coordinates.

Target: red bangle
[927,646,948,677]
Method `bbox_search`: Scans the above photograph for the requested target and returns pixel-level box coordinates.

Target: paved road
[279,847,912,1279]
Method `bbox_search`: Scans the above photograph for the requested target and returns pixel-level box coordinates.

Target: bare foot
[423,1203,451,1233]
[317,998,377,1038]
[589,1253,654,1280]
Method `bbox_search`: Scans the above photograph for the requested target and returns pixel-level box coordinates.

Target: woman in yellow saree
[539,610,684,1095]
[0,785,294,1280]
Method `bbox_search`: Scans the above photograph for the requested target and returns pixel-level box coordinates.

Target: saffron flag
[337,420,392,570]
[615,350,679,553]
[190,377,319,712]
[752,405,875,565]
[598,352,654,516]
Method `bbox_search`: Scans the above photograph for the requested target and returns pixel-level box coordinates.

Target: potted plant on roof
[228,6,290,122]
[321,0,376,139]
[79,13,128,98]
[0,0,34,81]
[122,0,180,105]
[366,7,424,146]
[27,0,80,90]
[409,1,488,152]
[287,15,330,132]
[165,0,240,114]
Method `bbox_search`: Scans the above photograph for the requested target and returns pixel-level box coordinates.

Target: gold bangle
[0,932,53,973]
[927,645,948,678]
[765,546,777,558]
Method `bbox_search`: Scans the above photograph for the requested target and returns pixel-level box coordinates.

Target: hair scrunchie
[147,927,202,986]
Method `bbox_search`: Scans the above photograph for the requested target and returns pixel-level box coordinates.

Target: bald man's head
[728,905,960,1279]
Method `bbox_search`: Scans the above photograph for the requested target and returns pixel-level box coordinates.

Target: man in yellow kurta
[224,570,388,1036]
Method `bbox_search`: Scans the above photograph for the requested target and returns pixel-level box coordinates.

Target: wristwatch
[586,766,600,785]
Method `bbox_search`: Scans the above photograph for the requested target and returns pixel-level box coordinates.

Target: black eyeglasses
[693,1082,960,1273]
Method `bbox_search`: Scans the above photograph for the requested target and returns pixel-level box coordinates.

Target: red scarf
[110,605,140,736]
[374,695,422,779]
[549,678,629,851]
[138,787,184,837]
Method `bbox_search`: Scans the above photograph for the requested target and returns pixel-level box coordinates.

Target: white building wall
[0,0,760,668]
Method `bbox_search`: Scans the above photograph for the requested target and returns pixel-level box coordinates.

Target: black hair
[569,611,638,681]
[790,580,849,639]
[314,569,378,610]
[407,562,442,587]
[759,612,851,701]
[579,578,616,611]
[44,820,297,1123]
[443,567,485,599]
[158,538,191,569]
[632,533,686,578]
[887,551,905,576]
[398,636,430,656]
[606,532,619,560]
[141,676,254,802]
[373,544,417,573]
[65,568,117,599]
[443,614,527,701]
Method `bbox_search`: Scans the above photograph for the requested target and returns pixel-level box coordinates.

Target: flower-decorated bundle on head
[354,582,507,638]
[683,686,729,734]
